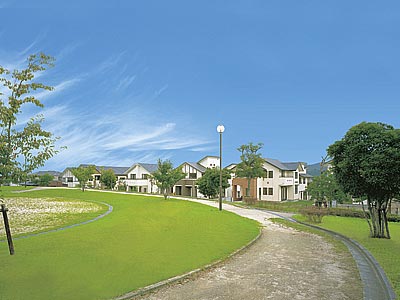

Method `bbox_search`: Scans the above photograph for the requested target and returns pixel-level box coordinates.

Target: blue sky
[1,1,400,171]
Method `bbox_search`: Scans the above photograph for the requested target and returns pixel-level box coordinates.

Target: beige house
[231,158,312,201]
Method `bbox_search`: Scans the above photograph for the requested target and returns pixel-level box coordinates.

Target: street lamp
[217,124,225,211]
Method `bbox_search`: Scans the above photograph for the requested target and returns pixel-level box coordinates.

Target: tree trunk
[246,178,251,197]
[368,198,390,239]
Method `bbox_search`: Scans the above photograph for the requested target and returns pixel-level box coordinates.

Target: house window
[295,185,298,194]
[268,188,273,195]
[142,174,148,179]
[268,171,274,178]
[263,188,268,195]
[189,173,197,179]
[130,174,136,179]
[295,172,298,179]
[67,177,73,182]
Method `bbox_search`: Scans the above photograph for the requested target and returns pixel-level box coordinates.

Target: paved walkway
[132,200,363,300]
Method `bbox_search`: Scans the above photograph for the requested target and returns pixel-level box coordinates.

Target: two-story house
[232,158,312,201]
[123,163,158,193]
[61,165,129,188]
[173,156,220,198]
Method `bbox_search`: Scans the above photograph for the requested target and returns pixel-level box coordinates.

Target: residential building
[232,158,312,201]
[61,165,129,188]
[123,163,158,193]
[173,156,220,198]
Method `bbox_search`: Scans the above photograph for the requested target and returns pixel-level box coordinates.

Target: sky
[1,1,400,171]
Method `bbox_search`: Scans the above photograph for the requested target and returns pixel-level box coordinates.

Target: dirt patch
[133,224,362,300]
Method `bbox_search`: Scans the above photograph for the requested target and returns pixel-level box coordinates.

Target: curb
[114,227,263,300]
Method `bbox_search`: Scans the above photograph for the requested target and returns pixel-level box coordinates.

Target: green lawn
[0,188,260,300]
[296,215,400,298]
[239,200,313,213]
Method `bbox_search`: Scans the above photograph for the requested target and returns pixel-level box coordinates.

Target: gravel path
[131,201,363,300]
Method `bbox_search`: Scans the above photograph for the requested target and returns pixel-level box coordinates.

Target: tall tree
[328,122,400,239]
[100,168,116,190]
[0,53,61,184]
[235,142,265,198]
[197,168,231,199]
[71,165,97,192]
[152,159,185,199]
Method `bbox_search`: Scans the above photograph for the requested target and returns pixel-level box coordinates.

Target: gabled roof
[225,163,237,170]
[99,166,130,175]
[264,158,304,171]
[124,163,158,174]
[181,162,207,173]
[77,164,129,175]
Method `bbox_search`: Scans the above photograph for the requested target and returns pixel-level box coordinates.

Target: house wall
[61,169,79,188]
[124,164,157,193]
[198,156,220,169]
[232,178,257,200]
[181,164,203,179]
[173,162,206,198]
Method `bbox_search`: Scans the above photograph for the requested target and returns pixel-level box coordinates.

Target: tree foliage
[152,159,185,199]
[235,142,265,197]
[100,168,116,190]
[328,122,400,238]
[71,165,96,192]
[307,171,350,204]
[0,53,61,184]
[197,168,231,199]
[37,173,54,186]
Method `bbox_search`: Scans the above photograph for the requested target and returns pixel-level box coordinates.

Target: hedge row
[300,207,400,223]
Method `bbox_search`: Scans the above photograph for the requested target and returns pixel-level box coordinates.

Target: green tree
[38,173,54,186]
[197,168,231,199]
[100,168,116,189]
[328,122,400,239]
[307,170,350,205]
[0,53,61,185]
[235,142,265,198]
[152,159,185,199]
[18,115,60,186]
[71,165,97,192]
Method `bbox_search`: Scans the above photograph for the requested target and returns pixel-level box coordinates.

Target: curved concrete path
[130,200,362,300]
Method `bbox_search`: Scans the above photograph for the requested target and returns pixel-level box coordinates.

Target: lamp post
[217,124,225,211]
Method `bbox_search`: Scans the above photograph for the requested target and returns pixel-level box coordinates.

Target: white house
[61,165,129,189]
[123,163,158,193]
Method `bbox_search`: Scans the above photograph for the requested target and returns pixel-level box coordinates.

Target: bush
[327,208,368,219]
[300,206,328,223]
[243,197,257,205]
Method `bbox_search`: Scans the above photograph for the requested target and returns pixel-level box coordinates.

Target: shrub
[243,197,257,205]
[300,206,328,223]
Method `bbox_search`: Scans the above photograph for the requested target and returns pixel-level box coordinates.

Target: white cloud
[32,78,81,101]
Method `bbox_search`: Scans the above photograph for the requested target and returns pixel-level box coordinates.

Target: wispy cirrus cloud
[2,42,213,171]
[32,78,81,101]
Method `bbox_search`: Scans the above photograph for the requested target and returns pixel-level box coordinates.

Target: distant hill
[307,162,321,177]
[307,162,331,177]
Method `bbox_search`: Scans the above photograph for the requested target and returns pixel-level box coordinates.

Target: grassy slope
[0,189,259,300]
[296,215,400,298]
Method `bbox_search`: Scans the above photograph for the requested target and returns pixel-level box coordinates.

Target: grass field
[295,215,400,298]
[0,188,260,300]
[239,200,313,213]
